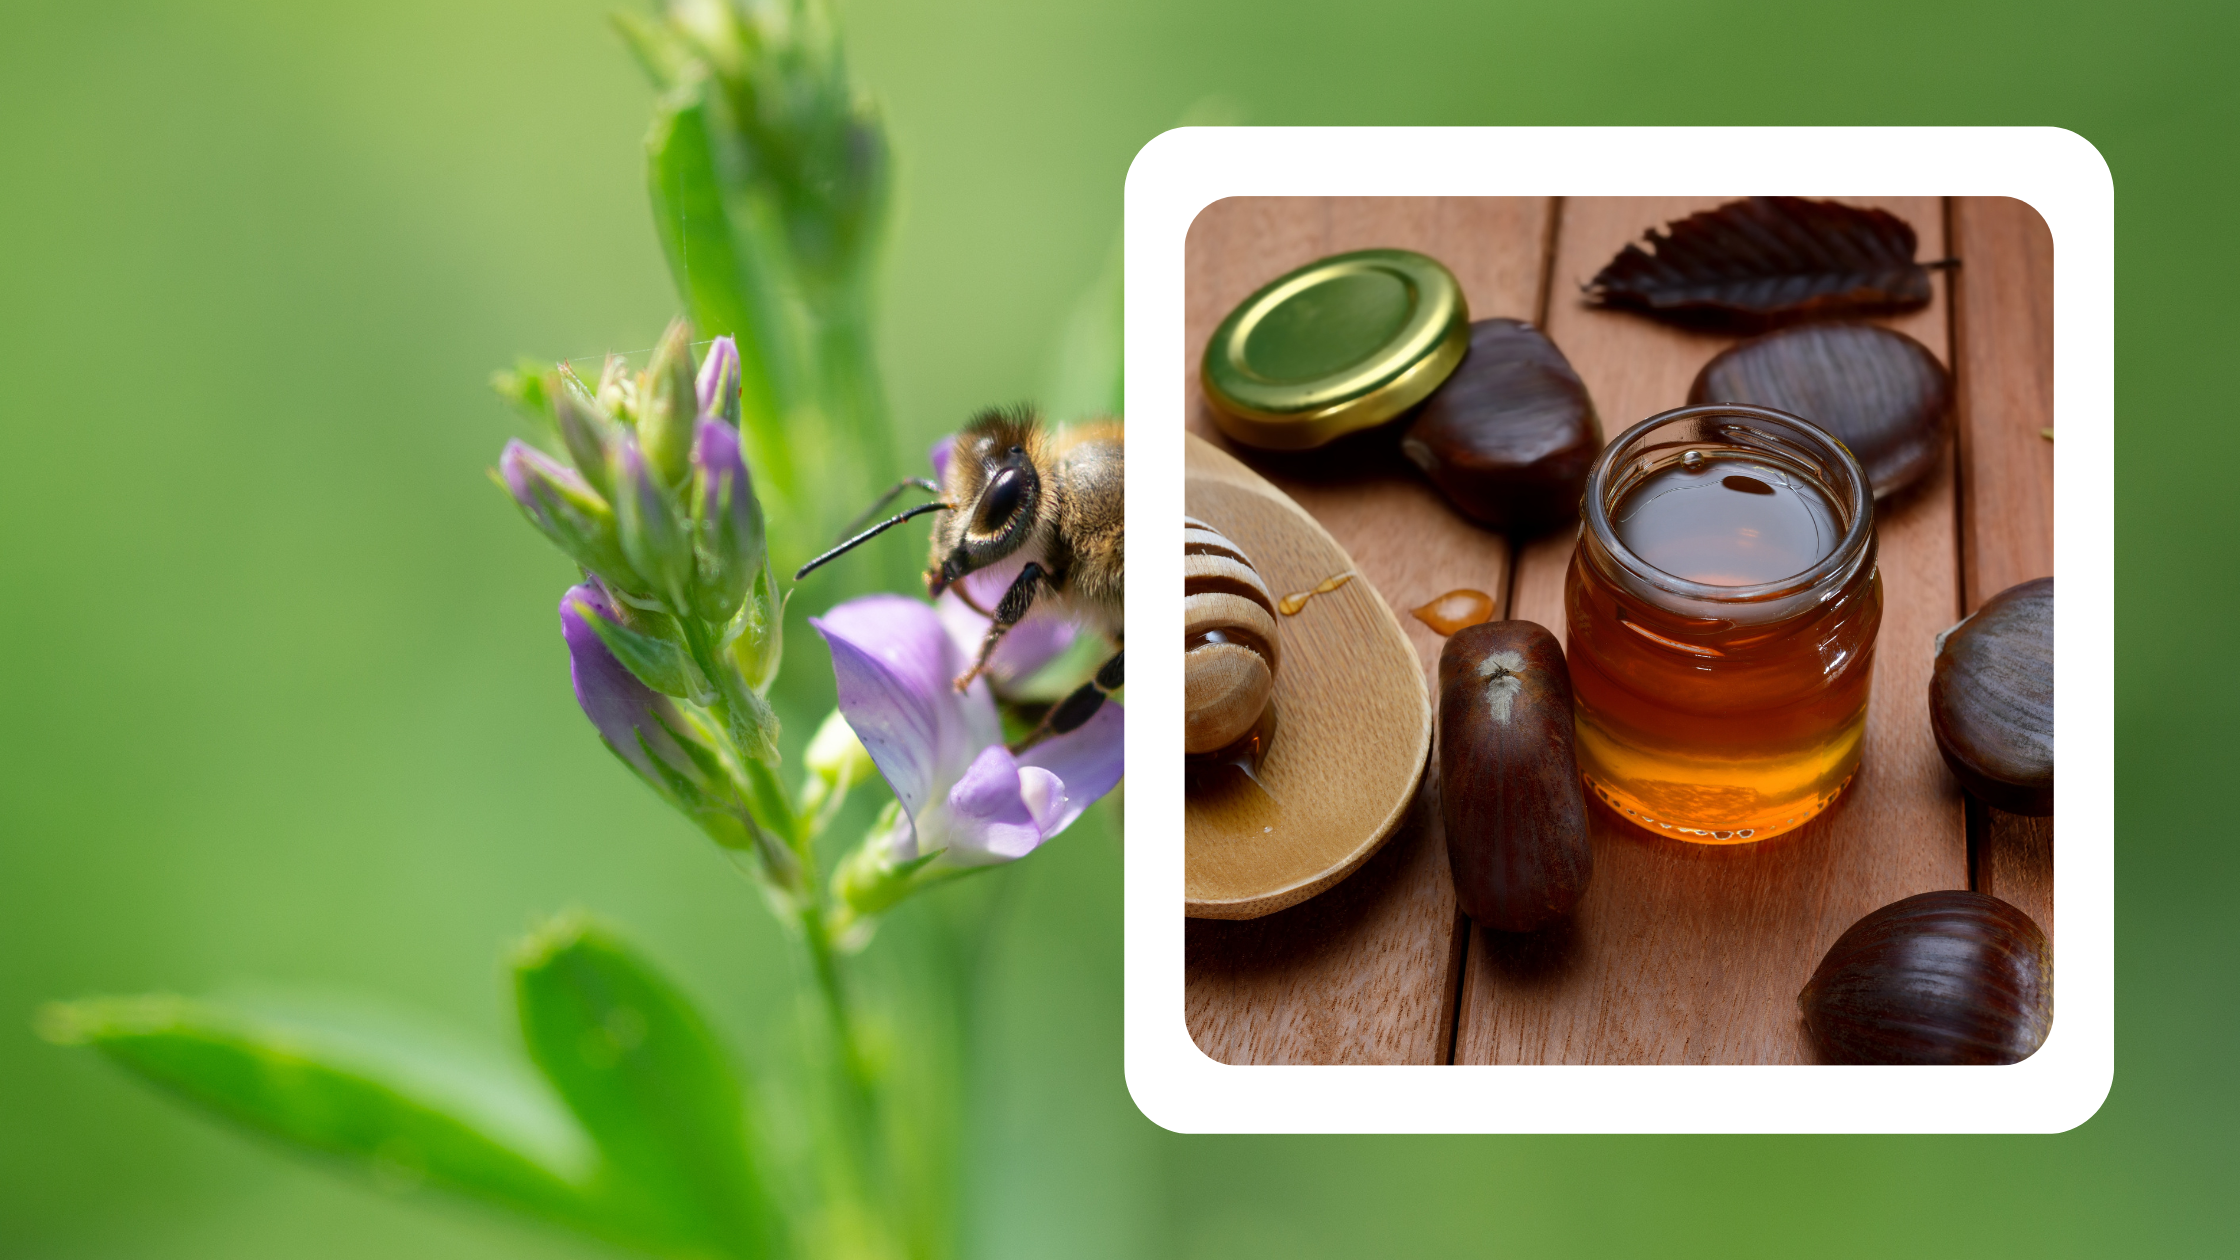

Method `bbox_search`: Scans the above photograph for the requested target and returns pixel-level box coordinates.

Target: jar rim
[1581,403,1875,604]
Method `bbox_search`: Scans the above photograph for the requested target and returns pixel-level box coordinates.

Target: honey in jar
[1565,404,1881,842]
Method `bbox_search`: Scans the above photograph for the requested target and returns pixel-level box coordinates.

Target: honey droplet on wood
[1411,588,1496,636]
[1277,571,1354,616]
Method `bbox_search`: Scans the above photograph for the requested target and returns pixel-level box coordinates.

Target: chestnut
[1402,319,1600,535]
[1437,621,1591,932]
[1688,321,1953,499]
[1799,890,2052,1064]
[1930,577,2053,815]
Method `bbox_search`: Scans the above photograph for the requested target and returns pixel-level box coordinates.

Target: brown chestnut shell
[1688,322,1953,499]
[1800,890,2052,1065]
[1930,577,2053,816]
[1402,319,1600,535]
[1437,620,1592,932]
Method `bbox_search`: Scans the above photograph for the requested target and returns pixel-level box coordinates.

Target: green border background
[0,1,2227,1256]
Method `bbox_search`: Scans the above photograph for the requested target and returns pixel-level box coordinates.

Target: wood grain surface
[1950,196,2057,941]
[1183,198,1549,1063]
[1179,196,2049,1065]
[1455,197,1968,1064]
[1183,435,1431,919]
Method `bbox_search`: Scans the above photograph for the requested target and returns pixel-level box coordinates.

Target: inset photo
[1123,129,2110,1133]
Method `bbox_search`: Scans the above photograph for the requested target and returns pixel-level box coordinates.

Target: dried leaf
[1587,197,1932,331]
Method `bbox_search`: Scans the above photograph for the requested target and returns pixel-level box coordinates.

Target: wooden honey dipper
[1184,515,1280,756]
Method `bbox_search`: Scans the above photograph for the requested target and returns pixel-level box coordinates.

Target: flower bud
[573,578,712,702]
[727,566,785,694]
[612,435,694,610]
[553,390,621,498]
[829,801,942,944]
[697,335,742,427]
[560,583,745,846]
[490,360,555,429]
[805,707,876,792]
[689,418,766,622]
[498,440,640,588]
[637,318,699,488]
[595,354,635,422]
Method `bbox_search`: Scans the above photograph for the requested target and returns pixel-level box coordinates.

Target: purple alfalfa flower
[499,440,638,587]
[559,582,764,855]
[813,594,1122,868]
[696,335,742,427]
[689,417,766,622]
[611,434,694,610]
[561,583,701,786]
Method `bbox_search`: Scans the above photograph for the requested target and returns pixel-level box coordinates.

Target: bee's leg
[954,562,1047,692]
[1011,649,1123,753]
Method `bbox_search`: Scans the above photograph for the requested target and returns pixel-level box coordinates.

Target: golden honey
[1565,405,1881,842]
[1277,571,1354,615]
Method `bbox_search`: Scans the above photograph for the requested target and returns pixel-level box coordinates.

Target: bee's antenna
[795,501,953,580]
[836,477,943,542]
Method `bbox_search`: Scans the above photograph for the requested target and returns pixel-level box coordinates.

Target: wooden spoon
[1185,433,1432,919]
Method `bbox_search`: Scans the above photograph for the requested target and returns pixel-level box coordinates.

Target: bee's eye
[976,466,1027,533]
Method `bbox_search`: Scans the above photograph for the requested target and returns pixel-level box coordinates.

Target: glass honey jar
[1565,404,1881,842]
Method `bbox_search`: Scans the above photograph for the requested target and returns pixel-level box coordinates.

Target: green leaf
[575,588,712,702]
[513,915,776,1259]
[646,79,794,502]
[37,993,600,1232]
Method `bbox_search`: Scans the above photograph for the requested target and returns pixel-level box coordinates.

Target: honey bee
[797,407,1123,745]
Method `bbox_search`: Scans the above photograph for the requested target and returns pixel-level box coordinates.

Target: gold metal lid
[1201,248,1469,451]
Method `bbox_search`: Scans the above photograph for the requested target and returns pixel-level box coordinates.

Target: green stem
[802,906,875,1108]
[800,834,905,1259]
[674,611,901,1253]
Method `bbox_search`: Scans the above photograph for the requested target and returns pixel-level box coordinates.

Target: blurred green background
[1,0,2231,1256]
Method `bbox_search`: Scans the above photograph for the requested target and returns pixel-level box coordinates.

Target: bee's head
[928,407,1044,596]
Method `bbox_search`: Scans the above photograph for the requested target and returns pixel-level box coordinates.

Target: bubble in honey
[1278,571,1354,616]
[1411,588,1496,636]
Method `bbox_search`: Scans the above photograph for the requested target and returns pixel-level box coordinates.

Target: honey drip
[1411,588,1495,636]
[1186,708,1280,804]
[1278,571,1354,615]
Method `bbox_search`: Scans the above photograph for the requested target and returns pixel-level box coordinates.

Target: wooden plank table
[1950,198,2058,942]
[1182,196,2057,1064]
